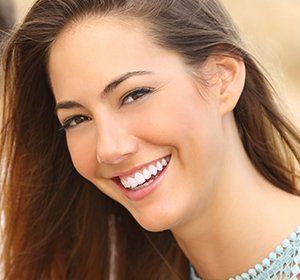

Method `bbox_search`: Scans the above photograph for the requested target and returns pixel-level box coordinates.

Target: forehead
[50,16,156,63]
[48,16,186,101]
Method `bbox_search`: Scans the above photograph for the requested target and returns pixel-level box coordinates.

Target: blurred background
[2,0,300,127]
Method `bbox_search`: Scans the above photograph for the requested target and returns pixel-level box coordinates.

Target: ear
[213,55,246,116]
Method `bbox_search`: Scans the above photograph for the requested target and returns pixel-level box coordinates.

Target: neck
[171,116,300,279]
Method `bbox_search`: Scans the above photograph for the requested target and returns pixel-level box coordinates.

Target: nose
[95,114,138,165]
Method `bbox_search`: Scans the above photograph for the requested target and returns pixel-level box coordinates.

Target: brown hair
[1,0,299,279]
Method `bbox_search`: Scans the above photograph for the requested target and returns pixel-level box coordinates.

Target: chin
[139,222,171,233]
[131,209,180,233]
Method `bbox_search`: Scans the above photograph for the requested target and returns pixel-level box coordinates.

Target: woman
[1,0,299,279]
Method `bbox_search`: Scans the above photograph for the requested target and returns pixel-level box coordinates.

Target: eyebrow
[55,70,154,114]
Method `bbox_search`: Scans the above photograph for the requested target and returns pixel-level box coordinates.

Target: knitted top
[190,225,300,280]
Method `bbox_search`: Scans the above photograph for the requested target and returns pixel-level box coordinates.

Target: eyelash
[121,87,153,105]
[58,87,154,132]
[58,115,91,132]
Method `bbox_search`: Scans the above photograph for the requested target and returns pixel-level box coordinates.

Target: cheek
[128,85,222,154]
[66,130,97,179]
[130,86,223,184]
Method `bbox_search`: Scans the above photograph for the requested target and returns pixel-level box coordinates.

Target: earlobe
[215,56,246,116]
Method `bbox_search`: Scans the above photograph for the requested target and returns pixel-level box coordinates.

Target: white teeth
[135,172,146,185]
[121,177,130,188]
[143,168,152,180]
[148,165,158,176]
[127,177,138,188]
[119,155,171,189]
[156,161,163,171]
[161,158,168,166]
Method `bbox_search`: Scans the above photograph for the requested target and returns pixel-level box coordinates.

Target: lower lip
[112,160,170,201]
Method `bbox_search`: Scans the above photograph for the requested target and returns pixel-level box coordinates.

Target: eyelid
[120,86,155,106]
[58,114,91,132]
[61,113,83,125]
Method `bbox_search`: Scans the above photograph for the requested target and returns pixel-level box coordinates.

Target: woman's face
[49,17,225,232]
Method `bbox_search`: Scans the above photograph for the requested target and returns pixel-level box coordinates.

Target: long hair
[1,0,299,279]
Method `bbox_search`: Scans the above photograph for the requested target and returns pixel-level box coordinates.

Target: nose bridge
[95,110,137,164]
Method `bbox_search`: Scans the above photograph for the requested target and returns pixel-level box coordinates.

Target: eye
[121,87,153,105]
[58,115,91,132]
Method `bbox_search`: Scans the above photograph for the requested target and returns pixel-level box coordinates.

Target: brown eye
[59,115,91,131]
[121,87,153,105]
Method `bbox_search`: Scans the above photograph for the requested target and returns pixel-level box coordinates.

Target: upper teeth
[120,155,170,189]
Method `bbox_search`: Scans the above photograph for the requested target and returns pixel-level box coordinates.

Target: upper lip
[110,154,170,179]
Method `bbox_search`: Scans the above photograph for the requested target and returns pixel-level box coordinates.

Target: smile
[119,155,170,190]
[111,154,171,201]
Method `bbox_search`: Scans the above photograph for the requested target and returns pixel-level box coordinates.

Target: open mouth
[112,154,171,192]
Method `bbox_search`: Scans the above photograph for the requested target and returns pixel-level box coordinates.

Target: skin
[49,17,300,279]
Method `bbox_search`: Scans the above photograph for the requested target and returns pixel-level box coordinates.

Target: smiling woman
[0,0,300,280]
